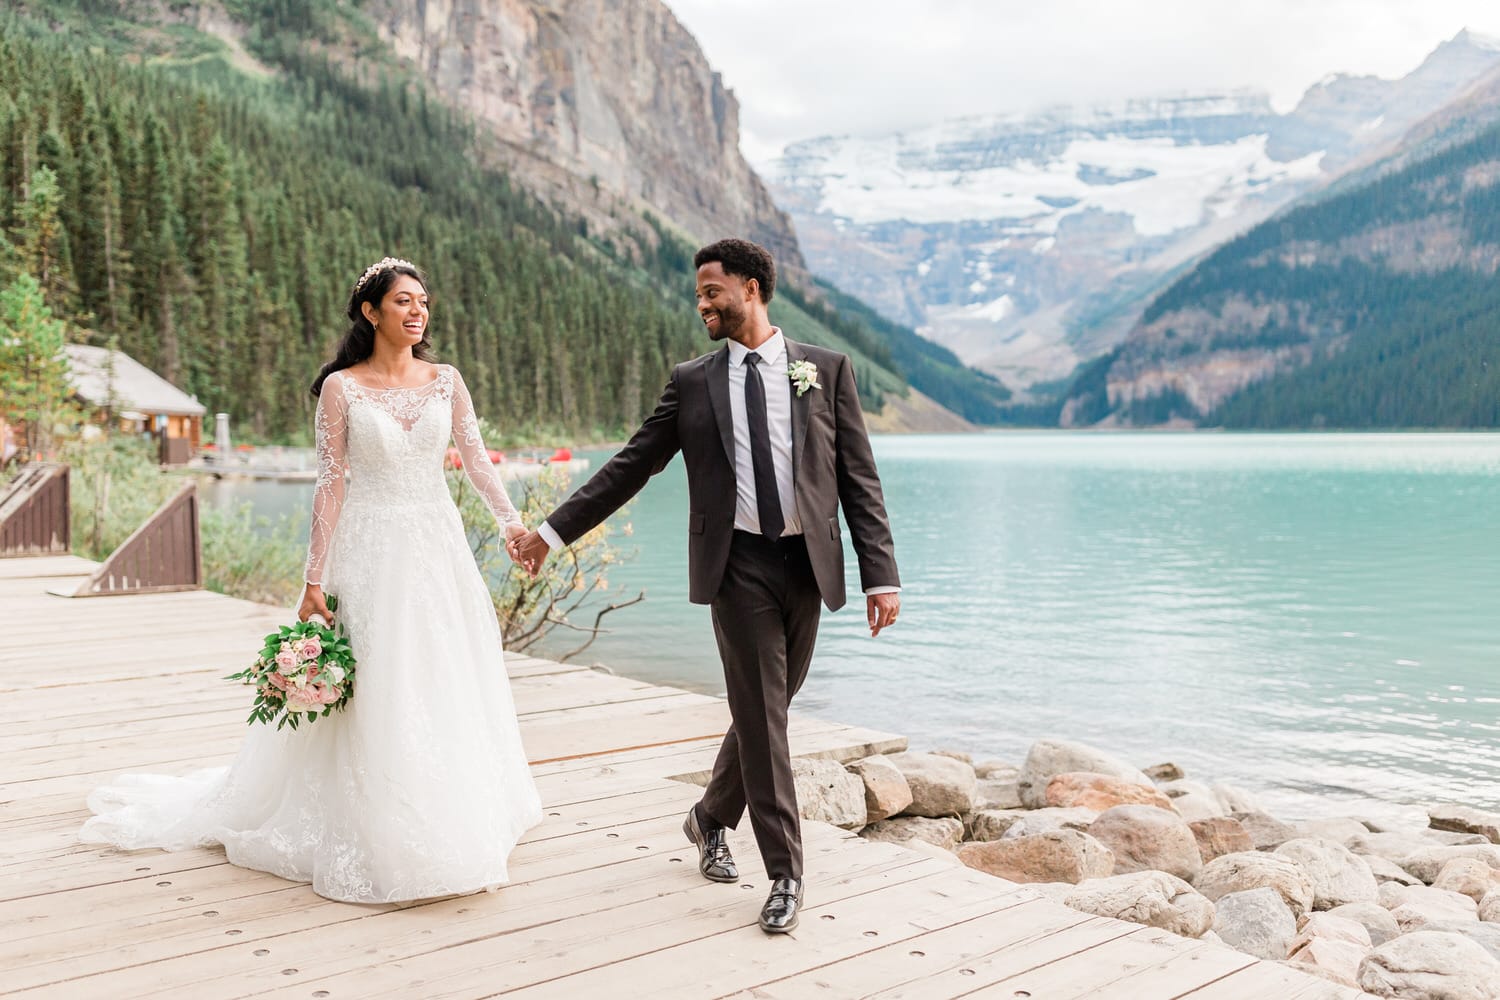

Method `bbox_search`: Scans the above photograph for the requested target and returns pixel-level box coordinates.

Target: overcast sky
[663,0,1500,165]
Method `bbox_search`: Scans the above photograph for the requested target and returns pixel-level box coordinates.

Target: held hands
[867,592,900,638]
[506,525,552,578]
[298,583,334,625]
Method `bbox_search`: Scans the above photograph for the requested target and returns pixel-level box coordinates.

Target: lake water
[221,433,1500,822]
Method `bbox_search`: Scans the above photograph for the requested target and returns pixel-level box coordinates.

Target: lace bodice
[304,365,522,585]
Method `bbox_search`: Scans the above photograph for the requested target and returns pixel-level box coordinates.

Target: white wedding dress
[81,365,544,903]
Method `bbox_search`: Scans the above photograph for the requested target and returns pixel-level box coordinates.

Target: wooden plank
[1176,961,1368,1000]
[0,555,96,578]
[952,929,1222,999]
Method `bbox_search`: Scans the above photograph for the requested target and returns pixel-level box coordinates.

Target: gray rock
[1143,761,1185,782]
[846,755,913,824]
[1401,844,1500,885]
[1169,792,1227,823]
[1358,930,1500,999]
[792,757,867,830]
[930,749,973,764]
[1212,887,1296,960]
[1063,870,1215,938]
[973,760,1019,781]
[1016,739,1154,809]
[999,806,1099,840]
[1230,810,1300,851]
[1088,805,1203,881]
[1211,783,1263,815]
[1482,888,1500,922]
[956,829,1116,885]
[1288,936,1369,989]
[1381,883,1479,932]
[1421,920,1500,963]
[975,777,1022,811]
[1298,816,1374,844]
[860,815,964,850]
[1430,804,1500,845]
[1352,830,1493,864]
[1195,851,1315,919]
[1274,837,1379,909]
[887,752,978,818]
[1291,911,1373,952]
[1361,853,1424,887]
[1328,901,1402,946]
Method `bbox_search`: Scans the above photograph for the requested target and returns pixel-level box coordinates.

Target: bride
[81,257,544,903]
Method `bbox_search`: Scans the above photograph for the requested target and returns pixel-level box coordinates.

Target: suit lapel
[786,339,811,482]
[706,347,735,467]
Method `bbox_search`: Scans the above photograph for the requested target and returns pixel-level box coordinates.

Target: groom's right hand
[509,530,552,578]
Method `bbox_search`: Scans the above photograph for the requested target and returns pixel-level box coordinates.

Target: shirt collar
[727,328,785,368]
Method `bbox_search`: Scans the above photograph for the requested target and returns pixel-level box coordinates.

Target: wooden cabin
[64,345,206,465]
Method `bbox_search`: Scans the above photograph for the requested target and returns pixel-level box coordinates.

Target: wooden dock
[0,555,1366,999]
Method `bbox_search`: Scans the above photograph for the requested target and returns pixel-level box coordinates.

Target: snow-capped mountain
[764,30,1500,393]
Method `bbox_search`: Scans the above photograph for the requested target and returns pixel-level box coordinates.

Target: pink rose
[267,671,290,691]
[284,685,319,714]
[274,649,298,670]
[314,682,342,705]
[299,636,322,660]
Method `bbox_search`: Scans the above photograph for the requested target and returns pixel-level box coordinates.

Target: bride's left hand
[504,523,528,563]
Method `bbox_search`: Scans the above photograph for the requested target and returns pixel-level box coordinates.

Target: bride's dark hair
[310,260,437,397]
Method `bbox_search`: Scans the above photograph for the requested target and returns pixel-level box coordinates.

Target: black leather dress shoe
[759,877,803,933]
[682,807,738,883]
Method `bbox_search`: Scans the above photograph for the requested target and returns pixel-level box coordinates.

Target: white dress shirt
[725,330,801,537]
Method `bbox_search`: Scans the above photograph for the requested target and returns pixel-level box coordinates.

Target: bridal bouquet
[227,596,357,731]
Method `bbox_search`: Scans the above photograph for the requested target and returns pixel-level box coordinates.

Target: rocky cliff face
[366,0,804,271]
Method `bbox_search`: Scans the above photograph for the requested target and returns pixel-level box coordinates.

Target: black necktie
[743,351,784,540]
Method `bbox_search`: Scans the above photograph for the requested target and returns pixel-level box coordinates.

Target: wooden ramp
[0,557,1366,999]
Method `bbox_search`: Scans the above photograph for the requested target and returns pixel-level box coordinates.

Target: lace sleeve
[450,367,523,531]
[305,373,349,586]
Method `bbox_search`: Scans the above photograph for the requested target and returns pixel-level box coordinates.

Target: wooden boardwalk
[0,556,1366,999]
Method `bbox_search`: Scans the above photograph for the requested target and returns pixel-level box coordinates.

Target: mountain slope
[1060,118,1500,428]
[765,31,1500,401]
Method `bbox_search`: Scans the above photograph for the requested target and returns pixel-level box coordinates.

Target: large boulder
[1429,804,1500,844]
[1274,837,1379,909]
[956,830,1115,885]
[1482,888,1500,922]
[886,752,977,818]
[1433,857,1500,902]
[1158,780,1227,822]
[1357,931,1500,999]
[1298,816,1374,843]
[1362,853,1424,887]
[1044,772,1176,812]
[1287,913,1374,989]
[791,757,867,830]
[1328,901,1402,946]
[1211,887,1296,960]
[998,806,1099,840]
[1230,811,1300,851]
[1400,844,1500,885]
[1016,739,1154,809]
[975,777,1022,811]
[1421,920,1500,963]
[1195,851,1315,919]
[973,760,1018,780]
[845,755,913,824]
[1211,783,1263,815]
[1190,817,1254,864]
[1351,830,1492,865]
[1380,882,1479,932]
[1063,870,1215,938]
[1087,805,1202,881]
[860,816,964,851]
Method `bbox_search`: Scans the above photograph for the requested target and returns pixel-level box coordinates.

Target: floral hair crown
[353,257,417,296]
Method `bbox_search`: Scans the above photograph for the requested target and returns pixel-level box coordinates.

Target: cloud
[663,0,1500,164]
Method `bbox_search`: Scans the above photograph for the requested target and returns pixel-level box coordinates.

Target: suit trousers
[699,530,823,880]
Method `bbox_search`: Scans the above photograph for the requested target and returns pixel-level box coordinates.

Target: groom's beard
[703,302,746,341]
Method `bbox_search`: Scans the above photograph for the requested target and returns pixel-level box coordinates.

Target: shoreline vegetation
[789,738,1500,995]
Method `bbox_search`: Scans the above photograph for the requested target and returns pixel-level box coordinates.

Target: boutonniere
[787,360,821,397]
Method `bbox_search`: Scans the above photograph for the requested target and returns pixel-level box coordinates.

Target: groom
[511,238,900,933]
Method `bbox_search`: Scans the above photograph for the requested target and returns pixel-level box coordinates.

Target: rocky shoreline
[791,738,1500,998]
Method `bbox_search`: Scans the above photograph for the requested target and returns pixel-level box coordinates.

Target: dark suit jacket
[547,339,899,611]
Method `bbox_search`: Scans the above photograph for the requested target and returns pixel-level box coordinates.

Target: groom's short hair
[694,239,776,304]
